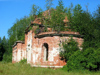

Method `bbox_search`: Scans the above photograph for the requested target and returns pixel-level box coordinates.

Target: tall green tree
[0,37,7,61]
[0,37,1,43]
[5,4,43,62]
[44,0,53,28]
[2,36,7,45]
[30,4,42,20]
[45,0,53,17]
[45,0,53,10]
[0,43,4,61]
[50,0,65,32]
[8,16,32,45]
[30,4,39,16]
[66,4,100,49]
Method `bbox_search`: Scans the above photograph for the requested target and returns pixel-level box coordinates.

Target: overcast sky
[0,0,100,39]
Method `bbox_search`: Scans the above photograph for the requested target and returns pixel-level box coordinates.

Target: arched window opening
[43,43,48,61]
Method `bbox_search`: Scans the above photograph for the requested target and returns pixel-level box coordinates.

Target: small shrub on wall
[19,59,27,64]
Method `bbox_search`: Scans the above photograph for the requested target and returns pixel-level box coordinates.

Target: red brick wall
[12,45,17,63]
[31,34,83,67]
[12,42,26,63]
[12,30,83,68]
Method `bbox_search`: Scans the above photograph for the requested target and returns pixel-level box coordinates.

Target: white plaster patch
[52,47,59,56]
[27,32,32,63]
[49,47,60,62]
[54,59,59,64]
[32,47,42,63]
[27,48,31,63]
[31,65,63,68]
[13,51,16,61]
[17,49,21,62]
[53,36,59,39]
[33,54,35,63]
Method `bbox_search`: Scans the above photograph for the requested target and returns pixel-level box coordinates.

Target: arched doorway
[42,43,48,61]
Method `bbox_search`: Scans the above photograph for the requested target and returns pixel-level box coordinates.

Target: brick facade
[12,29,83,68]
[12,12,83,68]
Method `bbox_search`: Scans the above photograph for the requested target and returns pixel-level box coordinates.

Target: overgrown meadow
[0,62,100,75]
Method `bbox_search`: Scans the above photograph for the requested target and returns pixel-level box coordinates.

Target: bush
[60,37,79,61]
[2,53,12,63]
[63,47,100,71]
[83,48,100,71]
[19,59,27,64]
[64,50,86,71]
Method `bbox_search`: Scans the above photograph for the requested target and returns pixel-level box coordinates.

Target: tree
[64,50,85,71]
[0,37,6,61]
[0,37,1,43]
[67,4,100,49]
[56,0,64,12]
[2,38,12,62]
[66,48,100,71]
[30,4,42,20]
[60,37,79,61]
[30,4,39,16]
[45,0,53,17]
[49,0,65,32]
[44,0,53,28]
[0,43,4,61]
[45,0,53,10]
[2,36,6,45]
[8,16,32,44]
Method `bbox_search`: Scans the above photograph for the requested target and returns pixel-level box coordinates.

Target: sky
[0,0,100,39]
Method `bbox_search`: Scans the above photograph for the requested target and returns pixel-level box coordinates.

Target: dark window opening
[43,43,48,61]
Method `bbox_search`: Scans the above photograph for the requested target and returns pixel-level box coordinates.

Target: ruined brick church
[12,10,83,68]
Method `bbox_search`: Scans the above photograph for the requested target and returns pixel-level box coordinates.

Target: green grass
[0,62,100,75]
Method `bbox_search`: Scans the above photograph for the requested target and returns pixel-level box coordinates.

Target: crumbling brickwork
[12,13,83,68]
[12,29,83,68]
